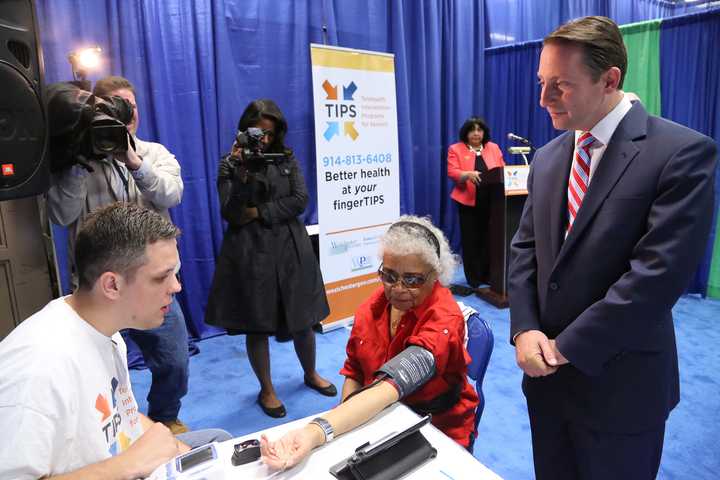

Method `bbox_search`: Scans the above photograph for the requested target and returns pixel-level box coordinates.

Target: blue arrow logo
[343,81,357,100]
[324,122,339,141]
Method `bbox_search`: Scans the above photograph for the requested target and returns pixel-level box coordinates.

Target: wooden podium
[476,165,529,308]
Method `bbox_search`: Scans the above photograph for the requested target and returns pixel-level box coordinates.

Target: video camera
[46,82,135,172]
[230,127,285,173]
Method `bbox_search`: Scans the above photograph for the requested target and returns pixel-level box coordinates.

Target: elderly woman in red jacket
[261,216,479,471]
[339,216,479,446]
[447,117,505,288]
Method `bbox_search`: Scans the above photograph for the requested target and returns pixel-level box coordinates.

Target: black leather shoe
[450,284,476,296]
[257,392,286,418]
[304,376,338,397]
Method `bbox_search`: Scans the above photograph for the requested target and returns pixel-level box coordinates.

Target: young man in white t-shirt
[0,203,230,479]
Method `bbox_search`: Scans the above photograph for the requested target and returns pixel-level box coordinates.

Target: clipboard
[329,415,437,480]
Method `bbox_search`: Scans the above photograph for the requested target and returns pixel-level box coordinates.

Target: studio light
[67,46,102,90]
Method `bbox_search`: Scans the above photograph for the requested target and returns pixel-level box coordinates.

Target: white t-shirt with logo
[0,297,144,479]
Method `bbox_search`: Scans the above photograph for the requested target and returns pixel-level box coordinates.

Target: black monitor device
[329,415,437,480]
[231,439,261,466]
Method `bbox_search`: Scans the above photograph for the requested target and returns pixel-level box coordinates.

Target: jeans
[177,429,234,449]
[124,296,189,421]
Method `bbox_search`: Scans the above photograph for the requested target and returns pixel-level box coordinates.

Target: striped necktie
[567,132,595,231]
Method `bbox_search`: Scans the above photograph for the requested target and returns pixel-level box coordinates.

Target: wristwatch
[310,417,334,444]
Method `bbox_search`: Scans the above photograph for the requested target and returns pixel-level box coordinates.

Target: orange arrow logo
[344,122,359,140]
[95,393,111,420]
[322,80,337,100]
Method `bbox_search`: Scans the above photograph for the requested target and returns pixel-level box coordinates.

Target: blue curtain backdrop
[485,0,718,46]
[484,9,720,295]
[659,11,720,295]
[36,0,720,329]
[484,41,556,166]
[36,0,485,337]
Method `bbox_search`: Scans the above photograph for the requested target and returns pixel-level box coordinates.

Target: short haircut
[75,202,180,291]
[237,99,290,155]
[458,117,491,145]
[544,16,627,88]
[93,75,136,97]
[380,215,458,286]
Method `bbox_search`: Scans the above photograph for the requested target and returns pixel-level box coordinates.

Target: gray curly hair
[379,215,458,286]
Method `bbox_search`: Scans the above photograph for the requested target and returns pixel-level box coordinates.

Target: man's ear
[603,66,622,91]
[97,272,123,300]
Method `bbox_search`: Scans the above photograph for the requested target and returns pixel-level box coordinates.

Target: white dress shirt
[572,93,634,183]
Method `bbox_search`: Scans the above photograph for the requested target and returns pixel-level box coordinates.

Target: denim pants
[124,296,189,421]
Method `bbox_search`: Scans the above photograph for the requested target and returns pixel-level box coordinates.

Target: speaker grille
[7,40,30,69]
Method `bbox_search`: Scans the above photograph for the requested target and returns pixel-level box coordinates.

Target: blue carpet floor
[131,278,720,479]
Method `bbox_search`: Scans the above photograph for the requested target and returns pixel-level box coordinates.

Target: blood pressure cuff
[373,345,436,399]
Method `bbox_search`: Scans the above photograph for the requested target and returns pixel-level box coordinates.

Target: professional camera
[46,82,135,172]
[231,127,285,173]
[91,95,134,154]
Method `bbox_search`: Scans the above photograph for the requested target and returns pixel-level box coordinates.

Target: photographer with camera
[205,99,336,417]
[46,76,191,434]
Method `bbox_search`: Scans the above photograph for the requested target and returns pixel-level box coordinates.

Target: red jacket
[447,141,505,206]
[340,283,479,447]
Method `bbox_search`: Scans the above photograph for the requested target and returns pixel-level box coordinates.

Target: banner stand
[310,44,401,331]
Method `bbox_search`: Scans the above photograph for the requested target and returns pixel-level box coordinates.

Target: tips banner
[310,44,400,327]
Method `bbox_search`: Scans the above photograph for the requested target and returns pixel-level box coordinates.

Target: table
[210,403,502,479]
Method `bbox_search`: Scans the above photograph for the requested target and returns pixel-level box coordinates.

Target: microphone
[508,132,532,146]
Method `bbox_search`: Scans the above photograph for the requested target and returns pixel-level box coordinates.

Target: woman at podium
[447,117,505,288]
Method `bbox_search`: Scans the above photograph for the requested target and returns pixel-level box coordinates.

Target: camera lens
[93,128,120,152]
[90,120,128,154]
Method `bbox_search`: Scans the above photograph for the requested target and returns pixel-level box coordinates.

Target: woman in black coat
[205,99,336,417]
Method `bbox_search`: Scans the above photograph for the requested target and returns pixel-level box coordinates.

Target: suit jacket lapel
[459,143,474,170]
[554,102,648,267]
[548,134,575,259]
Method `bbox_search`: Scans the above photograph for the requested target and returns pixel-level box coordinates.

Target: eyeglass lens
[378,266,426,288]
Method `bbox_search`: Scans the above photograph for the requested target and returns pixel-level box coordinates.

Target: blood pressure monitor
[147,440,261,480]
[147,443,222,480]
[178,444,220,473]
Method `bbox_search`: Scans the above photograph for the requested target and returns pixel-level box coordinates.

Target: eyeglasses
[377,265,431,289]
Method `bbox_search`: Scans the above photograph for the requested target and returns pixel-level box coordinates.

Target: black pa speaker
[0,0,47,201]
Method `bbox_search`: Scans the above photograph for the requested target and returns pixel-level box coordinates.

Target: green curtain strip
[707,215,720,298]
[620,19,720,298]
[620,19,662,116]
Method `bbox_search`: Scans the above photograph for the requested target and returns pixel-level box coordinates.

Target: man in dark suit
[508,16,717,480]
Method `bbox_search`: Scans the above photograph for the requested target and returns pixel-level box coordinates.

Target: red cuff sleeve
[339,335,364,383]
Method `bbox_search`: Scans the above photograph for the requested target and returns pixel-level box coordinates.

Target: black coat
[205,154,329,333]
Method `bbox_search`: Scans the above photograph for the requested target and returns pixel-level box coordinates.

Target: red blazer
[340,283,479,447]
[447,141,505,206]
